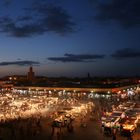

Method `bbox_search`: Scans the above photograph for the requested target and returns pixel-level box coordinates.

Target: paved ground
[0,99,139,140]
[60,114,140,140]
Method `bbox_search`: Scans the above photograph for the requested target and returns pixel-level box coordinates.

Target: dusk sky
[0,0,140,77]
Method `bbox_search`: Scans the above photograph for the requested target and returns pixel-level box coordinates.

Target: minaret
[87,72,90,79]
[27,66,35,82]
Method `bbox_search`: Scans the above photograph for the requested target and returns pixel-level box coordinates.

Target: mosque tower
[27,66,35,82]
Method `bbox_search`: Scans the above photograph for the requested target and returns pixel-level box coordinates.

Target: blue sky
[0,0,140,77]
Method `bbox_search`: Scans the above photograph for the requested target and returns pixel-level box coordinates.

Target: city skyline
[0,0,140,77]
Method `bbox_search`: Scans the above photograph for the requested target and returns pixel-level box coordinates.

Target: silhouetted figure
[11,128,16,140]
[112,134,116,140]
[57,132,60,140]
[51,124,55,136]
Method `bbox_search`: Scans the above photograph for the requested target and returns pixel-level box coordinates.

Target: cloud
[3,0,13,7]
[48,53,105,62]
[17,15,33,22]
[0,60,40,66]
[95,0,140,28]
[0,17,44,37]
[111,48,140,59]
[0,2,75,37]
[32,3,75,34]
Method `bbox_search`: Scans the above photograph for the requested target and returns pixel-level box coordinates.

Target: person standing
[112,134,116,140]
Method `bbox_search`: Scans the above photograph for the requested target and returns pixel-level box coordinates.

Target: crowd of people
[0,88,95,140]
[0,87,139,140]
